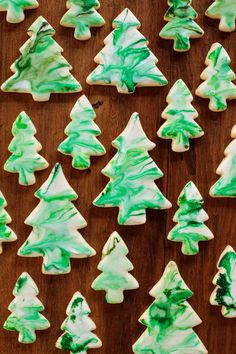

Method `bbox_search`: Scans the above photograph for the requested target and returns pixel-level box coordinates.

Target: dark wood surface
[0,0,235,353]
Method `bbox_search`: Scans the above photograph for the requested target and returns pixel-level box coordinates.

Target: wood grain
[0,0,235,353]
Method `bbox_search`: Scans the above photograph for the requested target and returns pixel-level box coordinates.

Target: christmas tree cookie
[0,191,17,254]
[133,261,208,354]
[92,232,139,304]
[60,0,105,41]
[4,272,50,343]
[1,16,82,101]
[0,0,38,23]
[195,43,236,111]
[4,111,48,186]
[206,0,236,32]
[93,112,172,225]
[87,8,168,93]
[159,0,204,52]
[168,181,214,255]
[58,95,106,170]
[210,245,236,318]
[18,163,96,275]
[157,79,204,152]
[210,125,236,197]
[56,291,102,353]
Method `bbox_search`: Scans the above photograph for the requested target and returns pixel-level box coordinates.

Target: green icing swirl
[58,95,106,170]
[159,0,204,52]
[196,42,236,111]
[92,231,139,304]
[0,191,17,253]
[206,0,236,32]
[168,181,214,255]
[0,0,38,23]
[18,163,96,275]
[87,8,168,93]
[4,111,48,186]
[93,112,171,226]
[56,291,102,353]
[4,272,50,343]
[60,0,105,41]
[1,16,82,101]
[133,261,208,353]
[157,79,204,152]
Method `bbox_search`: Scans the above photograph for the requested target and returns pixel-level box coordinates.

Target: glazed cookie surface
[0,0,38,23]
[0,190,17,254]
[206,0,236,32]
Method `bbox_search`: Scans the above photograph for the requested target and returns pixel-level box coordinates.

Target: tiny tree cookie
[93,112,172,225]
[0,0,38,23]
[210,125,236,197]
[195,42,236,111]
[168,181,214,255]
[210,245,236,318]
[205,0,236,32]
[157,79,204,152]
[4,272,50,343]
[1,16,82,101]
[56,291,102,353]
[58,95,106,170]
[87,8,168,93]
[92,231,139,304]
[60,0,105,40]
[0,191,17,254]
[4,111,48,186]
[159,0,204,51]
[133,261,208,353]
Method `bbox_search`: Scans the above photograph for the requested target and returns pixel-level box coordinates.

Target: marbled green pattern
[206,0,236,32]
[4,272,50,343]
[210,125,236,197]
[168,181,214,255]
[18,163,96,275]
[4,111,48,186]
[87,8,168,93]
[56,291,102,353]
[60,0,105,40]
[0,191,17,254]
[1,16,82,101]
[58,95,106,170]
[133,261,208,354]
[196,43,236,111]
[92,232,139,304]
[0,0,38,23]
[93,113,171,225]
[159,0,204,51]
[157,79,204,152]
[210,246,236,318]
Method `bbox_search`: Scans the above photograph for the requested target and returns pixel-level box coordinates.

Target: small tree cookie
[92,231,139,304]
[210,245,236,318]
[0,0,38,23]
[4,272,50,343]
[157,79,204,152]
[206,0,236,32]
[56,291,102,353]
[195,42,236,111]
[0,191,17,254]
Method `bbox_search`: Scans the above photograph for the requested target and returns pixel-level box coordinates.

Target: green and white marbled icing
[0,0,38,23]
[210,245,236,318]
[60,0,105,40]
[196,42,236,111]
[0,190,17,254]
[157,79,204,152]
[18,163,96,275]
[159,0,204,52]
[168,181,214,255]
[206,0,236,32]
[4,272,50,343]
[1,16,82,101]
[93,112,172,225]
[133,261,208,354]
[210,124,236,197]
[87,8,168,93]
[92,231,139,304]
[58,95,106,170]
[4,111,48,186]
[56,291,102,354]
